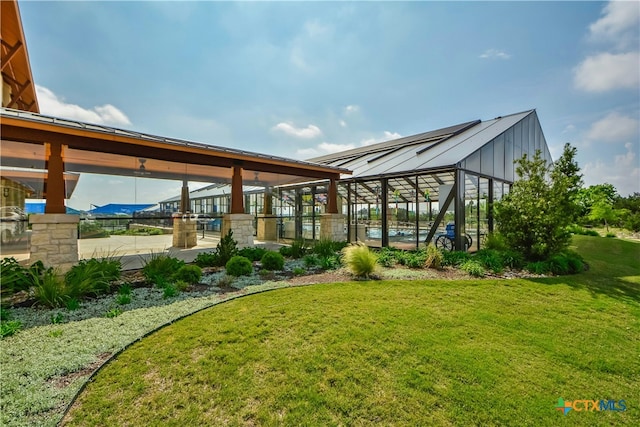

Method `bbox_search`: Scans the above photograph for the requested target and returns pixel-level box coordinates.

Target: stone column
[172,213,197,248]
[29,214,79,272]
[222,213,254,247]
[320,213,346,242]
[256,214,277,241]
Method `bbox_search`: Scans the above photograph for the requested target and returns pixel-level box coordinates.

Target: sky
[17,0,640,209]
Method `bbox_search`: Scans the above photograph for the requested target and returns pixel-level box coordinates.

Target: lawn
[61,235,639,426]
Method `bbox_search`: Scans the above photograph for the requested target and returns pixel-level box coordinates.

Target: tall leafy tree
[494,144,581,260]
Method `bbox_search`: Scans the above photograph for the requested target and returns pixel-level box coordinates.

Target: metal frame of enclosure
[167,110,553,252]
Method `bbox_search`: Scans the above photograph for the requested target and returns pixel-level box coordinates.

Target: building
[166,109,552,251]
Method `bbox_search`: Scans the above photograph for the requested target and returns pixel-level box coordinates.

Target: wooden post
[180,179,190,213]
[231,164,244,214]
[44,142,66,214]
[327,178,338,214]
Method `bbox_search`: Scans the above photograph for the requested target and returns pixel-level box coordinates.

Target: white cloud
[272,122,322,139]
[344,105,360,115]
[589,0,640,50]
[582,142,640,196]
[574,51,640,92]
[36,85,132,126]
[297,141,356,158]
[562,124,576,134]
[339,120,347,128]
[586,112,639,142]
[479,49,511,60]
[360,130,402,146]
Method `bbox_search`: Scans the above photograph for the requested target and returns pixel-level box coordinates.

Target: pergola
[0,108,350,215]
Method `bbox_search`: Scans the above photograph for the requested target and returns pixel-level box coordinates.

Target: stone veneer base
[29,214,80,272]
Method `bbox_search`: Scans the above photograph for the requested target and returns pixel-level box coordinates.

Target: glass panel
[505,130,514,182]
[300,186,315,240]
[481,140,494,176]
[352,181,381,247]
[388,177,417,250]
[279,187,296,240]
[478,177,490,250]
[462,173,478,252]
[465,149,481,173]
[493,133,505,180]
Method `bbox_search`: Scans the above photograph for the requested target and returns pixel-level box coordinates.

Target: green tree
[576,183,618,220]
[588,200,620,232]
[494,145,581,261]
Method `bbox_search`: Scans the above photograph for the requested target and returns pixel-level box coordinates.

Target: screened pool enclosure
[162,109,552,251]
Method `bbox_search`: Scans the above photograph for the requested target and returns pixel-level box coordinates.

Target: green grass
[63,236,640,426]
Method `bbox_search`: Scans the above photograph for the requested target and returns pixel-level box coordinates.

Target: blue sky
[18,0,640,209]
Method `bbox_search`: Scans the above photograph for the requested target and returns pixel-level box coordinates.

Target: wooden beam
[1,40,23,71]
[7,79,30,109]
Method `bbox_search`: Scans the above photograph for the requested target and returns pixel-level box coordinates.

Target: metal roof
[314,110,535,180]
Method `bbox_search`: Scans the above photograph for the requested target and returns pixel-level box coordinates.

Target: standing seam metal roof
[315,110,535,180]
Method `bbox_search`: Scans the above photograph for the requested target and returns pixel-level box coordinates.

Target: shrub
[65,258,121,298]
[174,280,190,292]
[312,239,346,257]
[376,247,397,267]
[216,229,238,266]
[500,250,525,269]
[142,253,185,285]
[118,284,132,295]
[0,320,21,338]
[402,250,427,269]
[238,247,268,262]
[475,249,504,274]
[34,270,69,308]
[163,285,178,299]
[605,232,616,238]
[303,254,320,268]
[283,239,308,259]
[342,244,378,279]
[279,246,293,257]
[460,260,486,278]
[225,256,253,277]
[319,255,340,270]
[292,267,305,276]
[79,222,109,238]
[526,261,551,275]
[424,244,443,269]
[494,145,582,260]
[567,224,600,237]
[116,294,131,305]
[261,251,284,271]
[217,275,235,287]
[548,254,570,275]
[0,307,11,322]
[442,251,470,267]
[1,258,44,296]
[173,265,203,284]
[194,251,219,267]
[563,250,585,274]
[484,232,508,251]
[65,298,80,311]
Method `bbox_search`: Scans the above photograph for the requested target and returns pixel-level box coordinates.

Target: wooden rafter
[1,39,23,71]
